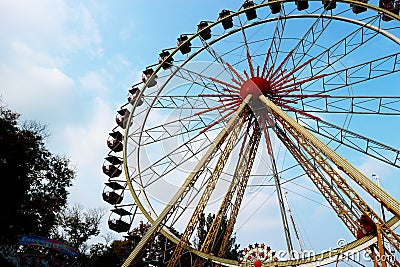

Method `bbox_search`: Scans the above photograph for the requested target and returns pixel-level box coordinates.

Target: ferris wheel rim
[124,11,400,223]
[118,1,400,266]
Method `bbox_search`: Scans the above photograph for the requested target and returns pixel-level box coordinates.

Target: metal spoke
[167,108,247,267]
[299,117,400,168]
[200,37,237,80]
[259,94,400,218]
[261,114,295,259]
[260,95,400,257]
[265,6,287,69]
[297,15,382,78]
[301,52,400,95]
[274,124,361,235]
[296,96,400,115]
[117,3,400,267]
[193,119,260,267]
[122,96,251,267]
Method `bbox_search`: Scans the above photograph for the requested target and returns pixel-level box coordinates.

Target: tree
[86,221,194,267]
[80,239,136,267]
[51,204,105,253]
[0,104,75,242]
[193,212,241,266]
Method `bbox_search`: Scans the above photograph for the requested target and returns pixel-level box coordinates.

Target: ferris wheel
[102,0,400,266]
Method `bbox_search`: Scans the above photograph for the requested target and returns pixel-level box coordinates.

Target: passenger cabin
[102,191,123,205]
[102,155,123,178]
[108,208,133,233]
[129,87,139,96]
[268,0,282,14]
[351,0,367,14]
[357,214,377,238]
[127,86,143,106]
[296,0,309,10]
[322,0,337,10]
[177,34,191,54]
[142,68,158,88]
[380,0,400,21]
[197,21,212,40]
[102,164,122,178]
[102,181,124,205]
[108,219,130,233]
[107,131,123,153]
[243,0,257,20]
[219,9,234,30]
[159,50,173,70]
[115,108,130,129]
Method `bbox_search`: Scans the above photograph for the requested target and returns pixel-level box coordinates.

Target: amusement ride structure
[102,0,400,266]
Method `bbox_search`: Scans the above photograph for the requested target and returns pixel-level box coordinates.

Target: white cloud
[65,3,104,57]
[0,41,75,117]
[80,71,109,92]
[64,97,114,169]
[0,0,103,56]
[63,97,115,208]
[119,21,136,41]
[0,0,106,119]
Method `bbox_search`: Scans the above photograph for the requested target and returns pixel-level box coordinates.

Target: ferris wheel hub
[240,77,272,99]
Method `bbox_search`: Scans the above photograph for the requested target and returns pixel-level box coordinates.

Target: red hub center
[240,77,271,99]
[254,259,262,267]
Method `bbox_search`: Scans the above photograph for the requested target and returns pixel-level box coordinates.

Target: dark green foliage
[0,104,240,266]
[83,221,150,267]
[0,105,76,244]
[51,205,104,254]
[193,212,240,266]
[85,222,194,266]
[80,239,137,267]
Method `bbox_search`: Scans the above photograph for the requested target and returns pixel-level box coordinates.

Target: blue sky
[0,0,258,244]
[1,0,400,264]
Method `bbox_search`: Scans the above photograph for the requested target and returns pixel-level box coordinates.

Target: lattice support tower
[193,119,262,267]
[166,109,248,267]
[259,95,400,266]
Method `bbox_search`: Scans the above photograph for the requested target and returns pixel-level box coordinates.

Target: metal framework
[99,1,400,267]
[260,95,400,265]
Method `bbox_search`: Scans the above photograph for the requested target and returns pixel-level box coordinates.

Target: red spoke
[261,47,272,78]
[199,94,240,98]
[273,88,300,94]
[271,58,314,85]
[220,102,241,113]
[269,49,294,80]
[223,88,240,93]
[264,63,275,80]
[276,98,298,104]
[277,74,327,90]
[272,76,296,88]
[247,51,255,78]
[232,78,243,86]
[194,100,240,116]
[227,62,246,83]
[269,69,287,85]
[200,108,237,134]
[243,70,250,79]
[278,94,330,98]
[210,77,241,91]
[197,47,326,135]
[218,97,242,102]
